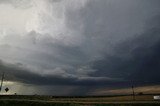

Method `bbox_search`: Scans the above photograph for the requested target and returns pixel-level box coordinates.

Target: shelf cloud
[0,0,160,95]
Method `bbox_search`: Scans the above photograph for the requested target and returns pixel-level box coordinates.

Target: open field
[0,95,160,106]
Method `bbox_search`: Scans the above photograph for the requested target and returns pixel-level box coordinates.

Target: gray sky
[0,0,160,95]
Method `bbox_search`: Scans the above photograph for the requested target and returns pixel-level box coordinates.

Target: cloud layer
[0,0,160,95]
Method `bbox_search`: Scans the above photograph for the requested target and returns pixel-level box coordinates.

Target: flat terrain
[0,95,160,106]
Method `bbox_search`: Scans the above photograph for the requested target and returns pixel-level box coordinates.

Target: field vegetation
[0,94,160,106]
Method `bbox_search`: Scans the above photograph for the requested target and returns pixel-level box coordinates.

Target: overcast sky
[0,0,160,95]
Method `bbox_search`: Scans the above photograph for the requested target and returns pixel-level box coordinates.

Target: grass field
[0,95,160,106]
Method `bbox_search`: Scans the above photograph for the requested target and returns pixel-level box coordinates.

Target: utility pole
[0,72,4,92]
[132,85,135,101]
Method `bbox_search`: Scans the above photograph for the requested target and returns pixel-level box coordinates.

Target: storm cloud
[0,0,160,95]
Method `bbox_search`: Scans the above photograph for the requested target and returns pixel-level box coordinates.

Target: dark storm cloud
[63,0,160,87]
[1,0,160,84]
[65,0,160,60]
[0,60,121,86]
[1,0,160,95]
[91,15,160,86]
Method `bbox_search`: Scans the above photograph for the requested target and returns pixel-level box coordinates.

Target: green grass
[0,100,160,106]
[0,100,79,106]
[0,95,160,106]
